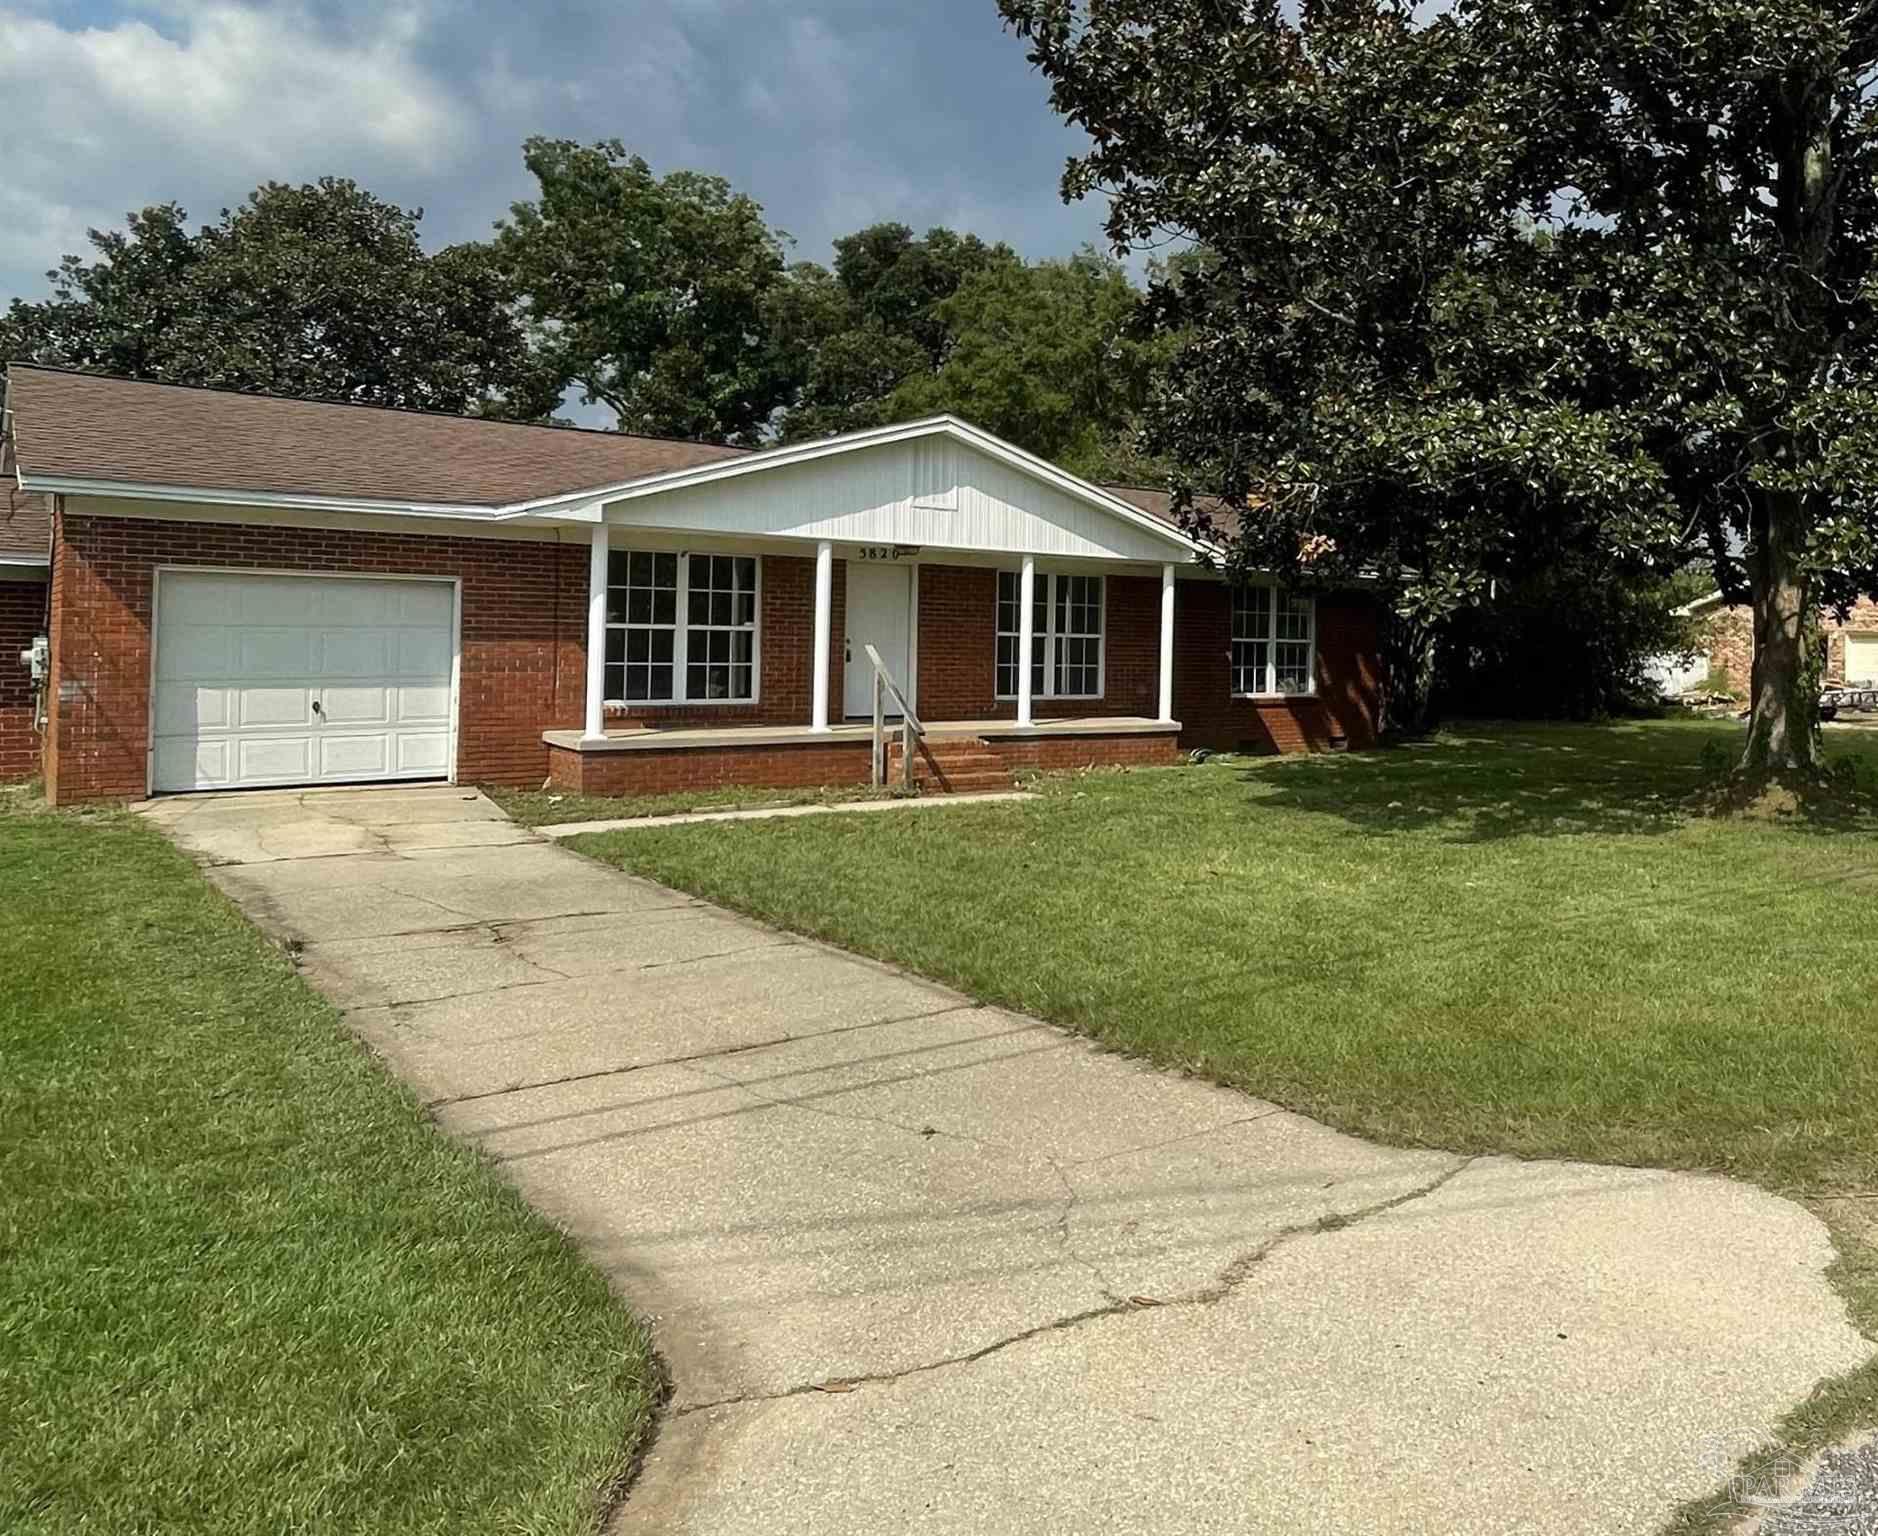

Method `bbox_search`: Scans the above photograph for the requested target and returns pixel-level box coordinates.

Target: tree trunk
[1740,491,1819,782]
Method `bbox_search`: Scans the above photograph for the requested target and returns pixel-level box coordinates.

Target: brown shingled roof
[5,365,748,507]
[1102,483,1243,543]
[1,418,52,561]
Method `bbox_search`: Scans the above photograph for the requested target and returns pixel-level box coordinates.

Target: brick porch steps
[888,737,1017,794]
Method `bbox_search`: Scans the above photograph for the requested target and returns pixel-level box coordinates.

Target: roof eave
[16,471,502,522]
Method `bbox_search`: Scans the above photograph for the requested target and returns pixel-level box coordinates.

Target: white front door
[844,562,913,718]
[152,570,456,792]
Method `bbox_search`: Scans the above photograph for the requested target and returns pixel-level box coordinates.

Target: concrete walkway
[536,789,1036,838]
[144,785,1871,1536]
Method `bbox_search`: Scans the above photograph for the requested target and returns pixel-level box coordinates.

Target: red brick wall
[1173,584,1383,754]
[546,729,1181,797]
[0,577,46,782]
[46,513,596,803]
[44,515,855,803]
[44,512,1384,804]
[982,730,1181,773]
[914,564,1161,720]
[547,739,874,796]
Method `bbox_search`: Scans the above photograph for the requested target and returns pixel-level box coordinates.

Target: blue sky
[0,0,1114,304]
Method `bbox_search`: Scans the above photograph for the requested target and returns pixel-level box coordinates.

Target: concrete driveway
[145,785,1871,1536]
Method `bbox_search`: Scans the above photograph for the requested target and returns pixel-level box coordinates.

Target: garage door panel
[317,629,391,678]
[319,583,396,625]
[320,685,393,726]
[395,733,452,773]
[238,629,316,678]
[157,737,232,789]
[236,577,317,625]
[236,737,314,783]
[398,584,455,626]
[396,684,452,724]
[398,628,452,677]
[236,686,316,729]
[160,626,237,682]
[153,573,455,793]
[318,735,391,779]
[1847,634,1878,686]
[156,683,233,735]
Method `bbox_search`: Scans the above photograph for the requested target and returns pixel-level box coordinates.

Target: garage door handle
[311,700,324,717]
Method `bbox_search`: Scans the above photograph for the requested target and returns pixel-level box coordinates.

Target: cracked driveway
[144,785,1872,1535]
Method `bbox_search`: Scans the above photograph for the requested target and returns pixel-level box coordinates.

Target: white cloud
[0,1,1116,308]
[0,0,470,295]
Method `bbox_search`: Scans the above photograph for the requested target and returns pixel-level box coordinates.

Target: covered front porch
[506,414,1205,796]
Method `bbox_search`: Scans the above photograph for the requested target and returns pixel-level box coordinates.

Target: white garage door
[1847,633,1878,687]
[152,571,456,793]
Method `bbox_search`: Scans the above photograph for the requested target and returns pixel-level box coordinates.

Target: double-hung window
[1231,585,1316,697]
[606,552,758,704]
[996,570,1104,700]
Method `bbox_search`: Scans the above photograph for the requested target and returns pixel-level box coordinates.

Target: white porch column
[1158,563,1177,723]
[811,539,834,732]
[584,523,610,741]
[1016,554,1037,727]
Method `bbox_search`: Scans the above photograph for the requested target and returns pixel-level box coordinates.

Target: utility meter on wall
[20,634,47,684]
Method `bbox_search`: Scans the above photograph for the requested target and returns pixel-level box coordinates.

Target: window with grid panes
[1230,584,1315,696]
[995,570,1103,700]
[604,552,757,703]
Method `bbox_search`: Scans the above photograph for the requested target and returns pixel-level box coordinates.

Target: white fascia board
[1676,591,1727,616]
[0,554,49,568]
[15,472,501,521]
[500,416,1211,558]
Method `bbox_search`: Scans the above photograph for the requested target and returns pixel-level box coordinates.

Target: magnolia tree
[1000,0,1878,781]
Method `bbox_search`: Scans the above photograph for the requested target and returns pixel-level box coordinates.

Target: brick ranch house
[0,365,1383,806]
[1685,590,1878,696]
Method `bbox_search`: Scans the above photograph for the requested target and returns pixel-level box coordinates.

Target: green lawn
[0,804,659,1535]
[565,716,1878,1529]
[485,780,897,828]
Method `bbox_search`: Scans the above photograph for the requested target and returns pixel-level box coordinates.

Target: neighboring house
[0,365,1383,805]
[1684,590,1878,695]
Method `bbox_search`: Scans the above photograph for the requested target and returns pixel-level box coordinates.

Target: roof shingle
[5,365,748,507]
[0,420,51,560]
[1102,483,1242,543]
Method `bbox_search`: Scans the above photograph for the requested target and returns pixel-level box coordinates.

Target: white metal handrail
[863,643,925,789]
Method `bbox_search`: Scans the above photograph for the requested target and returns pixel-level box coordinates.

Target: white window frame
[995,569,1107,702]
[1231,584,1318,700]
[604,551,762,707]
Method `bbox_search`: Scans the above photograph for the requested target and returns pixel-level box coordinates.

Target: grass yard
[485,779,897,828]
[566,716,1878,1529]
[0,803,659,1535]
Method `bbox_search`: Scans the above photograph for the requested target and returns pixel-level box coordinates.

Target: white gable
[597,432,1196,564]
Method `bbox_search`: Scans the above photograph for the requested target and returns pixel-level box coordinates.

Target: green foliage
[0,182,555,416]
[886,250,1163,473]
[1438,564,1705,720]
[776,222,1018,440]
[496,139,798,444]
[1000,0,1878,776]
[774,226,1163,467]
[0,809,657,1533]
